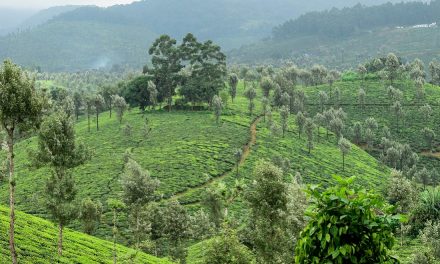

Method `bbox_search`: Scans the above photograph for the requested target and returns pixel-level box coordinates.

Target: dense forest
[273,0,439,39]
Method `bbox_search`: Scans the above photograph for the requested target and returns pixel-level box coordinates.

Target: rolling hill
[230,0,440,68]
[0,205,172,263]
[0,78,391,245]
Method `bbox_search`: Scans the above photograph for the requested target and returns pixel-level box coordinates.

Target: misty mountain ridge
[0,0,429,71]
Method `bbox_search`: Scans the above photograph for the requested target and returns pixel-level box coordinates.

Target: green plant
[295,176,399,264]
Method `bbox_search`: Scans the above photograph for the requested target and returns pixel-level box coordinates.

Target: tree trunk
[113,210,117,264]
[96,111,99,131]
[8,132,17,264]
[58,223,63,256]
[88,113,90,132]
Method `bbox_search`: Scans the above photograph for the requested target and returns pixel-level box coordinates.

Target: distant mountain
[230,0,438,68]
[18,5,82,30]
[0,0,427,71]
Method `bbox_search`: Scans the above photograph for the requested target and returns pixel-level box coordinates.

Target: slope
[0,205,172,263]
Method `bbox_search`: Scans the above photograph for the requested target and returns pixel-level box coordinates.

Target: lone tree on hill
[385,53,400,85]
[0,59,45,264]
[212,95,223,125]
[228,73,238,102]
[35,111,90,256]
[244,85,257,116]
[338,137,351,171]
[112,94,128,124]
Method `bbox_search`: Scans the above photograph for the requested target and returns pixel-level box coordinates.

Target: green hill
[0,205,172,263]
[0,79,391,245]
[231,1,440,67]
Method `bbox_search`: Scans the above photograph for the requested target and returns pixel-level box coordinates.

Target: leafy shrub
[295,176,399,264]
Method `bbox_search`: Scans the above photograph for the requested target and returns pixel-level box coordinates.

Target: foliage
[203,223,255,264]
[295,176,399,263]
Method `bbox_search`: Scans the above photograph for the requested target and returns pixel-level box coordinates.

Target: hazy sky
[0,0,138,9]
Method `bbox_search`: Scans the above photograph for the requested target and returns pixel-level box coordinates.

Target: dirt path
[165,116,262,202]
[420,151,440,159]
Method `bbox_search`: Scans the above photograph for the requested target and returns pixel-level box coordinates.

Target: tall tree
[121,158,160,248]
[107,199,126,264]
[35,111,89,256]
[212,95,223,125]
[100,85,118,118]
[247,161,290,263]
[260,77,274,97]
[148,35,183,112]
[180,33,226,106]
[353,122,363,145]
[358,64,367,85]
[79,197,102,235]
[85,95,94,132]
[228,73,238,103]
[112,95,128,124]
[305,118,315,153]
[296,111,306,139]
[385,53,400,85]
[147,80,158,109]
[94,94,105,131]
[244,85,257,116]
[338,137,351,171]
[73,91,84,121]
[0,60,45,263]
[162,200,191,263]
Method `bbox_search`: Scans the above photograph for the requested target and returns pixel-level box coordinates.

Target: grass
[0,205,173,264]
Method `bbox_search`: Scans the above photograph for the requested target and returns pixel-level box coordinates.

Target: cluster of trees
[274,0,440,39]
[122,33,226,111]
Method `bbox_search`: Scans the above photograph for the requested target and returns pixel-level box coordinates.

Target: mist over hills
[0,0,428,71]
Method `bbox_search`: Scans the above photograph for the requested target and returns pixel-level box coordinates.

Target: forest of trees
[273,0,440,39]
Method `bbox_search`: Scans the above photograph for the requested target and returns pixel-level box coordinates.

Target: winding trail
[165,116,262,202]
